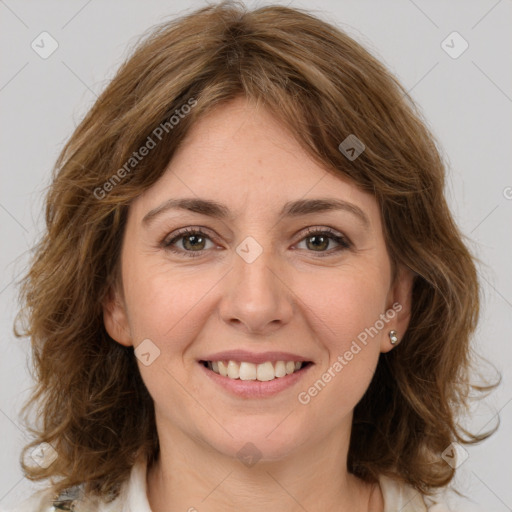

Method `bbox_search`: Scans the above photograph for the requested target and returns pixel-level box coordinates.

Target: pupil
[308,235,327,251]
[185,235,204,250]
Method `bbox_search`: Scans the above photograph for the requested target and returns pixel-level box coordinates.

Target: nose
[218,238,294,336]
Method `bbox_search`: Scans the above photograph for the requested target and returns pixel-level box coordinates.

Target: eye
[161,226,351,258]
[162,227,216,258]
[294,227,351,256]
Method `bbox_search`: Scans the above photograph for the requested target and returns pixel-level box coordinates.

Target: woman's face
[104,96,413,462]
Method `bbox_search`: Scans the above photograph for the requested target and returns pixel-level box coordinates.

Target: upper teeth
[207,360,304,381]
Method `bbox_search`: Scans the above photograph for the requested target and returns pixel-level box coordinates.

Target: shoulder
[2,456,147,512]
[0,488,55,512]
[378,474,455,512]
[1,485,125,512]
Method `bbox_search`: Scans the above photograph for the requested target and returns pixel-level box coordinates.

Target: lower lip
[198,362,313,399]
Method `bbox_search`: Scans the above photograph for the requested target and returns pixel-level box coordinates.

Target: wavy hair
[15,0,498,499]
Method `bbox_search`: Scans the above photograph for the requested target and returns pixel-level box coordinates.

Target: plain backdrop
[1,1,511,510]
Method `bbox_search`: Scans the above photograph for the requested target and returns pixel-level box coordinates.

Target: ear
[102,282,133,347]
[380,264,416,353]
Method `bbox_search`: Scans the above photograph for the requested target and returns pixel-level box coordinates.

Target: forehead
[130,96,380,228]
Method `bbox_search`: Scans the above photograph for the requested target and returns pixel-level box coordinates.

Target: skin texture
[103,96,414,512]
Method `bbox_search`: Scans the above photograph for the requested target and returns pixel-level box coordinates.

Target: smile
[199,359,314,399]
[202,360,311,381]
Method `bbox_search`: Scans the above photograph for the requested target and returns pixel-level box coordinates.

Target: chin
[202,418,309,463]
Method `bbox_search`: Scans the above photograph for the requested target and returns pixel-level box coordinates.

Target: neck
[146,418,383,512]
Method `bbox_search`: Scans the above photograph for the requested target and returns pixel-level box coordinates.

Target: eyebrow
[142,197,370,229]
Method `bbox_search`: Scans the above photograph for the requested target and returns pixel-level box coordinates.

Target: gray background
[1,1,511,510]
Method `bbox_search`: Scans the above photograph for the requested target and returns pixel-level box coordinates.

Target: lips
[198,357,313,398]
[199,349,311,365]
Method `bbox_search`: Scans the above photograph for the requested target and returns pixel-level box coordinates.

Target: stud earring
[389,330,398,345]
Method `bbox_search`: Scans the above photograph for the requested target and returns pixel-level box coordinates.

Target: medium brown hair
[15,0,497,499]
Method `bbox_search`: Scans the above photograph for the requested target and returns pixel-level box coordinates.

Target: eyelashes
[161,226,352,259]
[162,228,216,258]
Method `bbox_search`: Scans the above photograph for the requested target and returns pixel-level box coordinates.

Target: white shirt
[3,457,453,512]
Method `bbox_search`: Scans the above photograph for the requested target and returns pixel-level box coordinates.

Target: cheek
[301,267,388,346]
[123,257,214,342]
[121,265,214,400]
[295,269,387,408]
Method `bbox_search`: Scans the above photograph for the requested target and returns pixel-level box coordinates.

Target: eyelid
[161,226,218,248]
[295,226,351,253]
[299,226,349,242]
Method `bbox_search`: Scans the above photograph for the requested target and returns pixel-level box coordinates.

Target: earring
[389,330,398,345]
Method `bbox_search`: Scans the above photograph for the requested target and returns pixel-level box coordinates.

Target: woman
[9,1,497,511]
